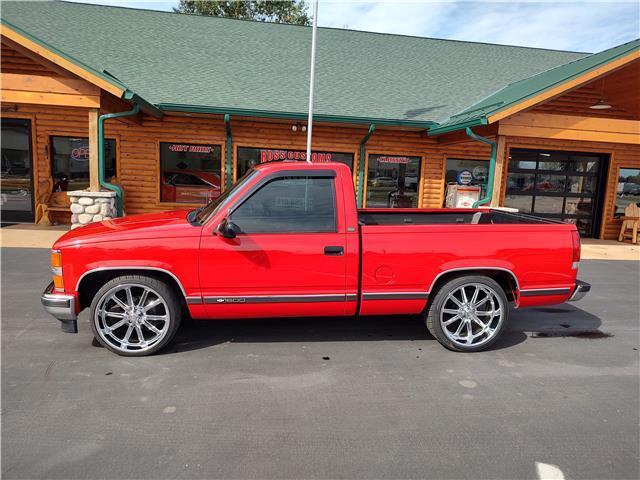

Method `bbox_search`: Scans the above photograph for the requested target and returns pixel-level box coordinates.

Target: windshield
[193,169,258,224]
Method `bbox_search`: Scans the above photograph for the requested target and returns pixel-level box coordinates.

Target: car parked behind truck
[42,162,590,356]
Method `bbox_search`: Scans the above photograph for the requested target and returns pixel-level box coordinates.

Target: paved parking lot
[2,247,639,479]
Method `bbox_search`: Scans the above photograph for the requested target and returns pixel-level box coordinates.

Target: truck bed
[357,208,563,226]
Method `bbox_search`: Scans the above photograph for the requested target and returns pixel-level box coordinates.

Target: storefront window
[615,168,640,217]
[366,154,421,208]
[236,147,353,178]
[444,158,489,200]
[160,142,221,204]
[50,137,116,192]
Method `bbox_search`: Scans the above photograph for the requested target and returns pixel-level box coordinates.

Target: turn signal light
[51,250,64,290]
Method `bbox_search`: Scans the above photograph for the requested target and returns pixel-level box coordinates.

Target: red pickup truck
[42,161,590,356]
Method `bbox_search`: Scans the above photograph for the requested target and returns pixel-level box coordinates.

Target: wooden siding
[1,72,101,108]
[1,41,55,76]
[499,112,640,145]
[1,102,493,222]
[531,60,640,120]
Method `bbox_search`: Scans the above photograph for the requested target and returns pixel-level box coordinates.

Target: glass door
[505,148,608,237]
[1,118,34,223]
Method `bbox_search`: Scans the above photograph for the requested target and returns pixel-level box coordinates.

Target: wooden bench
[35,189,70,226]
[618,203,640,244]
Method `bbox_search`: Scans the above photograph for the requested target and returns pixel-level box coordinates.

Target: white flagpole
[305,0,318,163]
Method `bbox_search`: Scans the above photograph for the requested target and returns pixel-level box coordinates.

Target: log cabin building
[1,1,638,238]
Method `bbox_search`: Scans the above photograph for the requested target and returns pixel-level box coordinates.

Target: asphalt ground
[1,247,638,479]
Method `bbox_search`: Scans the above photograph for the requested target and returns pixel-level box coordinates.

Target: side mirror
[217,218,238,239]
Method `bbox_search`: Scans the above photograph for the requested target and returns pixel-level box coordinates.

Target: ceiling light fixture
[590,79,611,110]
[590,99,612,110]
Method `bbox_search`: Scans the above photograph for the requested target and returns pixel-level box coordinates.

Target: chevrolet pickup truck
[42,161,590,356]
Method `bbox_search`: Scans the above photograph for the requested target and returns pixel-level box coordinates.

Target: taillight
[51,249,64,290]
[571,230,581,270]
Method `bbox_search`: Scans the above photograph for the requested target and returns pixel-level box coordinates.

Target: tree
[174,1,311,26]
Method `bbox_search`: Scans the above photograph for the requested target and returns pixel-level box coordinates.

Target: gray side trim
[76,267,188,297]
[520,288,571,297]
[346,294,357,302]
[186,297,203,305]
[204,294,348,304]
[362,292,429,301]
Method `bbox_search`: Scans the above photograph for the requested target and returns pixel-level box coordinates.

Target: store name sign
[378,156,410,164]
[260,149,334,163]
[168,144,213,154]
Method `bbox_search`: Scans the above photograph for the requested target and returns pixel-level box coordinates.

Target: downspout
[224,114,232,189]
[465,127,497,208]
[357,124,375,208]
[98,104,140,216]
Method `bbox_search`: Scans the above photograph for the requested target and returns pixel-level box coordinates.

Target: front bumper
[568,279,591,302]
[41,282,78,333]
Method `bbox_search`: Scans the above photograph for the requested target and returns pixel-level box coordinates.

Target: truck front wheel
[425,275,508,352]
[89,275,182,356]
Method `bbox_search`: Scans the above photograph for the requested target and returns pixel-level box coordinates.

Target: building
[1,1,638,238]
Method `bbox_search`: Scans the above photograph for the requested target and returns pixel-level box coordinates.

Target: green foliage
[174,1,311,25]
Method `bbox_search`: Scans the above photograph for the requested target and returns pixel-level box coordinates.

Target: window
[615,168,640,217]
[236,147,354,178]
[444,158,489,199]
[160,142,221,204]
[50,137,116,192]
[504,148,607,237]
[231,176,336,233]
[366,154,421,208]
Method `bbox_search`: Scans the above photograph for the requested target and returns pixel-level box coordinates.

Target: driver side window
[231,176,336,234]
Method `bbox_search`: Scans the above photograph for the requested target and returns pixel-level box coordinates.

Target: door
[199,174,348,318]
[1,119,34,223]
[505,148,608,237]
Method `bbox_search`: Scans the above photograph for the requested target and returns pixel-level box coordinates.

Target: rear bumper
[41,282,78,333]
[568,280,591,302]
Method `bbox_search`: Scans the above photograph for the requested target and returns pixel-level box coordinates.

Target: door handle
[324,246,344,256]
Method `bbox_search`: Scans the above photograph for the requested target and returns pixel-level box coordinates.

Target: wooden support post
[490,135,506,207]
[88,109,100,192]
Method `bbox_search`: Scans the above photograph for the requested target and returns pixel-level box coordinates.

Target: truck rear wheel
[425,275,508,352]
[89,275,182,356]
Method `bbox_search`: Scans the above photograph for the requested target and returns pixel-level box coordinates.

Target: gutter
[465,127,497,208]
[427,117,488,136]
[98,104,140,216]
[224,114,232,189]
[158,104,435,130]
[357,124,376,208]
[123,91,163,118]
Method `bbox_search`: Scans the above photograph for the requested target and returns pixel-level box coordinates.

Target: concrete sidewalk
[1,223,638,260]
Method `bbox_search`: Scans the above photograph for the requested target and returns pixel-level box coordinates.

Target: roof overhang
[487,49,640,124]
[158,103,437,129]
[0,19,161,117]
[428,41,640,136]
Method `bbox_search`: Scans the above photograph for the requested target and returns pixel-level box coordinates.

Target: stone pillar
[68,190,116,229]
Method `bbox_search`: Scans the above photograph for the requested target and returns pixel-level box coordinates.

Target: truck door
[199,171,349,318]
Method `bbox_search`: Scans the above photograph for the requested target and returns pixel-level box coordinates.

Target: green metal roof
[429,38,640,134]
[1,1,594,127]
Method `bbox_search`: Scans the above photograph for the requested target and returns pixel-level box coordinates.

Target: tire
[425,275,508,352]
[89,274,182,356]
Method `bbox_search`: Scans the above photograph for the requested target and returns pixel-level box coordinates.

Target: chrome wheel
[94,283,170,354]
[440,282,504,348]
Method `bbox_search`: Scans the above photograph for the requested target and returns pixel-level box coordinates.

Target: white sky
[61,0,640,53]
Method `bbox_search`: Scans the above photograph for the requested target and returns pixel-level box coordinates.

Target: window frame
[364,151,423,208]
[49,135,118,192]
[613,165,640,218]
[158,140,223,205]
[228,171,338,235]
